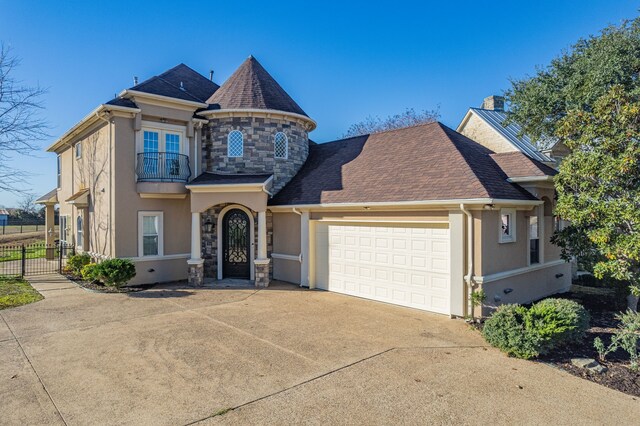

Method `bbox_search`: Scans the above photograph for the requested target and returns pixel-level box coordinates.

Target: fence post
[21,244,26,277]
[58,243,63,273]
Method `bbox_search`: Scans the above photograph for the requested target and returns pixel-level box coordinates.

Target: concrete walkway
[0,275,637,425]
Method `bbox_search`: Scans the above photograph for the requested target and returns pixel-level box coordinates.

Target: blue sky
[0,0,637,207]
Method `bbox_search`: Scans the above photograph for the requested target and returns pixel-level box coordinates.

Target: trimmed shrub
[482,304,542,359]
[81,263,100,282]
[66,253,91,276]
[482,298,590,359]
[94,258,136,287]
[527,298,590,350]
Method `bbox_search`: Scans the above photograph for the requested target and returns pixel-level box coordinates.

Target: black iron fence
[136,152,191,182]
[1,218,59,235]
[0,242,74,277]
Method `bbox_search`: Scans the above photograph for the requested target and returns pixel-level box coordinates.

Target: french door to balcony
[138,123,188,182]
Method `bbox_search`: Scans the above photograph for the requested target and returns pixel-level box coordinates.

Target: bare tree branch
[0,42,49,193]
[343,107,440,138]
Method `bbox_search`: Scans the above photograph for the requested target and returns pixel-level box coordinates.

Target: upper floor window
[274,132,288,159]
[499,208,516,243]
[75,142,82,159]
[57,155,62,188]
[228,130,244,157]
[137,122,188,182]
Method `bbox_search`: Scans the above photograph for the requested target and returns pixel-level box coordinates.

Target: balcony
[136,152,191,198]
[136,152,191,182]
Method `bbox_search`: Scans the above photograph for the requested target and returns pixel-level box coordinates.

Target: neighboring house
[36,57,570,317]
[0,209,8,226]
[457,95,570,167]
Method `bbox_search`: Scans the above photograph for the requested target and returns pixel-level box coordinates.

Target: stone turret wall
[202,115,309,194]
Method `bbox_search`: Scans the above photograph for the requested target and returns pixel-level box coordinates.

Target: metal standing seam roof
[470,108,553,164]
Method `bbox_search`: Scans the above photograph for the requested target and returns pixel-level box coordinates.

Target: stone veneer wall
[201,203,273,279]
[202,116,309,194]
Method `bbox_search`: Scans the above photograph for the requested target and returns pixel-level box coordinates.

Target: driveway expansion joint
[185,347,396,425]
[0,312,68,426]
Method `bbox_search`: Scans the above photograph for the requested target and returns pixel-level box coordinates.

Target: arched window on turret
[227,130,244,157]
[274,132,288,159]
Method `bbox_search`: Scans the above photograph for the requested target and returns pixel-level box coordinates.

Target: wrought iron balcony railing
[136,152,191,182]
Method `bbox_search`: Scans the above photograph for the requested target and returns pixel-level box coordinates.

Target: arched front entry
[222,208,251,279]
[217,204,255,280]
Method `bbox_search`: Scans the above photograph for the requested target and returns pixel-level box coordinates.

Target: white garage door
[315,223,451,314]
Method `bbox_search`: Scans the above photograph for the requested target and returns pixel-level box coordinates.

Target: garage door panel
[316,223,451,314]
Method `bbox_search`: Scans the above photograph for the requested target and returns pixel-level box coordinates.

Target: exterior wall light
[203,216,214,234]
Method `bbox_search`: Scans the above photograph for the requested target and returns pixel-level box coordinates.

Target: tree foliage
[343,107,439,138]
[552,86,640,308]
[0,43,48,192]
[506,18,640,149]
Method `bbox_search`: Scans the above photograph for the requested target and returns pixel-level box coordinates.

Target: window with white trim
[60,215,69,243]
[227,130,244,157]
[499,208,516,243]
[529,215,540,264]
[274,132,288,159]
[138,211,164,257]
[57,155,62,188]
[76,215,83,250]
[75,142,82,159]
[137,123,187,178]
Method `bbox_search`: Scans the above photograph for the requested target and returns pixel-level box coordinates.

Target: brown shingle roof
[128,64,219,103]
[490,152,557,178]
[35,188,58,204]
[269,122,537,206]
[188,172,272,186]
[206,56,307,117]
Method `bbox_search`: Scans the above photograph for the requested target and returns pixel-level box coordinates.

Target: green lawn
[0,241,48,263]
[0,277,43,309]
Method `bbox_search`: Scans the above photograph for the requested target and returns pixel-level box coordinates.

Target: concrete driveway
[0,275,637,425]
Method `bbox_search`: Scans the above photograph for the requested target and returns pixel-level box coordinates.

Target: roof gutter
[506,176,555,183]
[47,103,140,152]
[198,108,317,131]
[269,198,542,211]
[119,90,208,108]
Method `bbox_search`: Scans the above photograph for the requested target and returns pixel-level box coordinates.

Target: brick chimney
[481,95,505,111]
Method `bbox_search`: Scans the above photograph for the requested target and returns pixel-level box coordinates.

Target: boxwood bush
[81,263,100,282]
[482,298,590,359]
[93,259,136,287]
[66,253,92,276]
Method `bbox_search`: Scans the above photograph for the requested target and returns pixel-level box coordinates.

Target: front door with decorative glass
[222,209,251,278]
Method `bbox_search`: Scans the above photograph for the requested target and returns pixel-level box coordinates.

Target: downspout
[460,203,475,319]
[96,111,113,257]
[292,208,303,263]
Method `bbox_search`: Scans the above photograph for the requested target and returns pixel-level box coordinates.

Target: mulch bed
[537,292,640,398]
[65,275,153,293]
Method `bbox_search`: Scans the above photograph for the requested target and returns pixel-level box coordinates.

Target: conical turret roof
[207,56,308,117]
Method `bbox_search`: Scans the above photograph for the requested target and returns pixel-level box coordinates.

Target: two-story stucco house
[37,57,571,317]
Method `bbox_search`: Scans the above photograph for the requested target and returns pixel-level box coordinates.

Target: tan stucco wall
[459,112,517,154]
[128,256,189,285]
[112,115,191,259]
[480,261,572,316]
[272,212,301,254]
[271,212,301,283]
[56,122,113,256]
[477,209,530,276]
